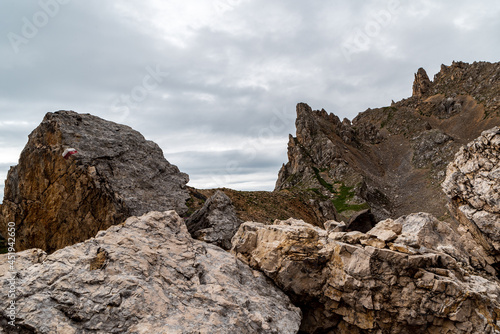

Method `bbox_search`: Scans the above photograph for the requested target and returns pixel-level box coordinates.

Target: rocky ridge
[187,187,339,229]
[276,61,500,222]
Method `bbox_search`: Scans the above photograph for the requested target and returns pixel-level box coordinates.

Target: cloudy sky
[0,0,499,200]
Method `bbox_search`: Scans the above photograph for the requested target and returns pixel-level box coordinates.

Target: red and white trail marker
[62,148,78,159]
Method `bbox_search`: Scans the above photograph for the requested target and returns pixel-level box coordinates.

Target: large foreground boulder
[232,213,500,333]
[0,211,301,334]
[0,111,190,253]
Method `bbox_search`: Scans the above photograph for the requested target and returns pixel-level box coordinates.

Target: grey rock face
[232,214,500,333]
[411,129,454,171]
[275,103,379,221]
[443,126,500,268]
[185,190,243,250]
[0,211,301,334]
[0,111,190,252]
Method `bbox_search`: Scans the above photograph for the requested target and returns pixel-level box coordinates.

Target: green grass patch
[331,184,369,213]
[312,166,369,213]
[312,167,335,193]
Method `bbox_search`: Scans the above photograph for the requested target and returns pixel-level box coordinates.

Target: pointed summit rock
[412,67,432,97]
[0,111,190,253]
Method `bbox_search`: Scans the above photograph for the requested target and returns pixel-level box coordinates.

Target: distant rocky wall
[276,61,500,222]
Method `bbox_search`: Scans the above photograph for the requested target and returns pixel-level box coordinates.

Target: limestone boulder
[0,211,301,334]
[232,214,500,333]
[443,127,500,267]
[367,217,402,242]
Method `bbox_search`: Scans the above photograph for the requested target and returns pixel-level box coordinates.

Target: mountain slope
[276,61,500,221]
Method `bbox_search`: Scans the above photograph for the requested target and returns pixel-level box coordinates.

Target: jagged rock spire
[412,67,431,97]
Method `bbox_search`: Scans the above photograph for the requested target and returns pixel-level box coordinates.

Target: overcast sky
[0,0,499,201]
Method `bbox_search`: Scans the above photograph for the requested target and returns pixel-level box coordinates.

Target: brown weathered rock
[412,67,432,97]
[232,214,500,333]
[443,126,500,271]
[185,190,243,250]
[275,61,500,222]
[0,211,301,334]
[0,111,190,253]
[187,187,339,229]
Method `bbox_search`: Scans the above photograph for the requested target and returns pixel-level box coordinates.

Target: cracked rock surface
[0,211,301,334]
[0,111,190,253]
[232,213,500,333]
[443,126,500,267]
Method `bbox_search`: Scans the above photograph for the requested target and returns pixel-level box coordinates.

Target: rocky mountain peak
[276,61,500,223]
[295,103,349,144]
[431,61,500,116]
